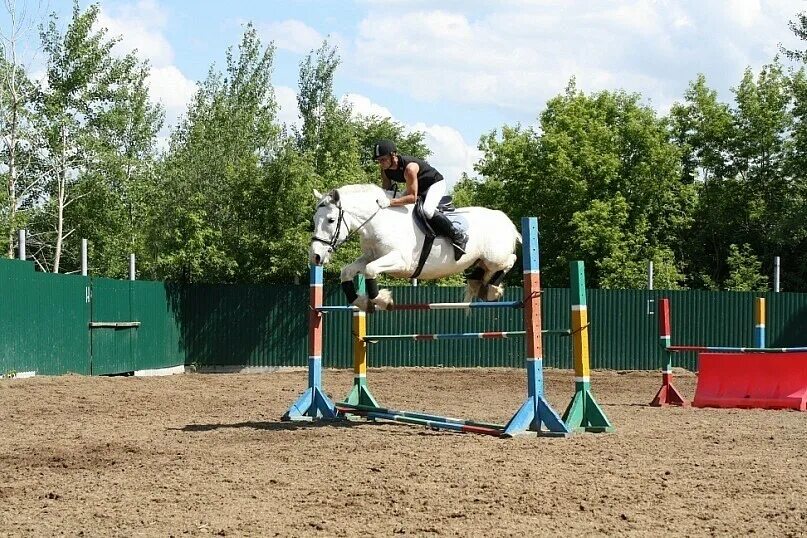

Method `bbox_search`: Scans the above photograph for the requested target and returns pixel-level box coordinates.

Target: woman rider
[372,139,468,260]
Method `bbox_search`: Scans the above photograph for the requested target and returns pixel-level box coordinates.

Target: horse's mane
[336,184,385,197]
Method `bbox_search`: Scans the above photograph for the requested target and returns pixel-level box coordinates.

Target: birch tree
[0,0,44,258]
[33,1,146,273]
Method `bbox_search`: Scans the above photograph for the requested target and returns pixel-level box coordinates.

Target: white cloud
[275,85,300,128]
[97,0,196,130]
[339,92,480,188]
[352,1,804,115]
[412,123,483,189]
[147,65,197,115]
[260,19,323,54]
[725,0,762,28]
[342,93,393,118]
[98,0,173,67]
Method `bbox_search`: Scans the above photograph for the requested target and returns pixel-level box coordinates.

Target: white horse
[309,184,521,311]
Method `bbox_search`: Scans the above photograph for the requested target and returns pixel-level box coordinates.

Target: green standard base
[562,385,615,433]
[342,378,381,408]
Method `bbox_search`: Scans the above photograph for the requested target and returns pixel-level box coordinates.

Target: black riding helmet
[372,139,396,161]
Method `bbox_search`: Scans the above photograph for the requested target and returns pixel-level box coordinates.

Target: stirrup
[451,235,468,261]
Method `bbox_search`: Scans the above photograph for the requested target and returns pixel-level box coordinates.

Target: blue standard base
[501,395,571,438]
[282,387,338,421]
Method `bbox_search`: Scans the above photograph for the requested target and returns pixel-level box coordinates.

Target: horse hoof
[352,295,370,312]
[372,289,394,311]
[485,284,504,301]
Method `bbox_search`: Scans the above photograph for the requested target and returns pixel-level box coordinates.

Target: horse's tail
[513,225,523,252]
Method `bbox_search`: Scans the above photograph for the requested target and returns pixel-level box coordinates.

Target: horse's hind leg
[463,265,485,303]
[474,253,517,302]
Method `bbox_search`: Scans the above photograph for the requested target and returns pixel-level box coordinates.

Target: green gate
[90,277,139,375]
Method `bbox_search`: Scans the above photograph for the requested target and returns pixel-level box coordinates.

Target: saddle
[410,196,460,279]
[413,195,455,236]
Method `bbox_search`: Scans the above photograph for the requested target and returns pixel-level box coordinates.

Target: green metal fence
[0,260,90,375]
[1,258,806,376]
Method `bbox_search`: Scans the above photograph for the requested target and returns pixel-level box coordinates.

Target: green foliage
[27,1,163,275]
[723,243,769,291]
[4,6,807,293]
[353,115,430,181]
[0,54,41,258]
[473,81,690,288]
[781,11,807,62]
[295,41,364,191]
[674,62,803,291]
[151,23,280,282]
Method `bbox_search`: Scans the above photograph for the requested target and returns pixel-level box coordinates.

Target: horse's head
[309,189,348,266]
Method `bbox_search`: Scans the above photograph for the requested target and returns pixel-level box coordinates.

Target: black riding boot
[428,212,468,261]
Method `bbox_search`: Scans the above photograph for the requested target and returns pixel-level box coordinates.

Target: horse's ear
[330,189,340,203]
[313,189,323,200]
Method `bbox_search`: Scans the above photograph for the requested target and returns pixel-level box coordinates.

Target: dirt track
[0,368,805,536]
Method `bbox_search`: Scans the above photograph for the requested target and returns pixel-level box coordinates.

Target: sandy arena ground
[0,367,805,537]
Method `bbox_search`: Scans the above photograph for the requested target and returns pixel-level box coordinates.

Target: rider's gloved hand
[377,196,391,209]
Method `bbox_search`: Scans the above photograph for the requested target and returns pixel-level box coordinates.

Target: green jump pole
[561,261,614,433]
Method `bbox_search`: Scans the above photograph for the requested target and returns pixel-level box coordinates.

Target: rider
[372,140,468,260]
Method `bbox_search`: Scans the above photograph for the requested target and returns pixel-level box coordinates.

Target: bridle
[311,200,348,252]
[311,196,384,253]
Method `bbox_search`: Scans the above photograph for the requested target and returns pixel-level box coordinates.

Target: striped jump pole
[361,329,569,341]
[389,300,524,311]
[342,275,380,407]
[337,402,505,436]
[561,261,614,432]
[317,300,524,311]
[502,217,570,437]
[754,297,766,348]
[649,297,689,407]
[282,264,339,421]
[363,331,526,341]
[667,345,807,353]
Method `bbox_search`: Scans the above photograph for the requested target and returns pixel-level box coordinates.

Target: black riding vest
[384,155,443,196]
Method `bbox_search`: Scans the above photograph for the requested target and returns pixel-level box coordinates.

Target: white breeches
[421,179,447,219]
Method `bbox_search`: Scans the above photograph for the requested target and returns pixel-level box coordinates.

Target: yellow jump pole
[561,261,614,432]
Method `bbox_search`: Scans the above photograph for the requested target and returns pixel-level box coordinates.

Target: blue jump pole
[502,217,570,437]
[282,264,338,421]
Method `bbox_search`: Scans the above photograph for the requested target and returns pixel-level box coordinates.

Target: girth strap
[410,235,435,280]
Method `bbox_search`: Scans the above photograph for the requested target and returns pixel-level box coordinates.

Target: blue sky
[5,0,805,186]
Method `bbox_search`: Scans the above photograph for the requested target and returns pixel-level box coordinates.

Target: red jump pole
[650,298,689,407]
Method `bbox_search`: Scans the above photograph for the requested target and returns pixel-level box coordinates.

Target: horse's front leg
[340,256,369,307]
[360,251,409,311]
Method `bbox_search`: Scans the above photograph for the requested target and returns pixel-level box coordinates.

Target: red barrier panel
[693,352,807,411]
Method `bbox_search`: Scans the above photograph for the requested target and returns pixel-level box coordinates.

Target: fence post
[18,229,25,260]
[774,256,780,292]
[81,239,88,276]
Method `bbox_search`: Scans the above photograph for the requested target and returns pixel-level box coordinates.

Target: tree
[673,64,798,290]
[294,41,364,191]
[152,24,282,282]
[33,2,156,274]
[474,81,691,287]
[65,61,163,278]
[780,11,807,62]
[723,243,769,291]
[0,0,45,258]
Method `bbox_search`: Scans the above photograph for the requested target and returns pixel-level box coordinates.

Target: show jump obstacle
[653,297,807,411]
[283,217,613,436]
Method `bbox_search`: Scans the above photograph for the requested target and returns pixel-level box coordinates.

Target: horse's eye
[327,218,335,224]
